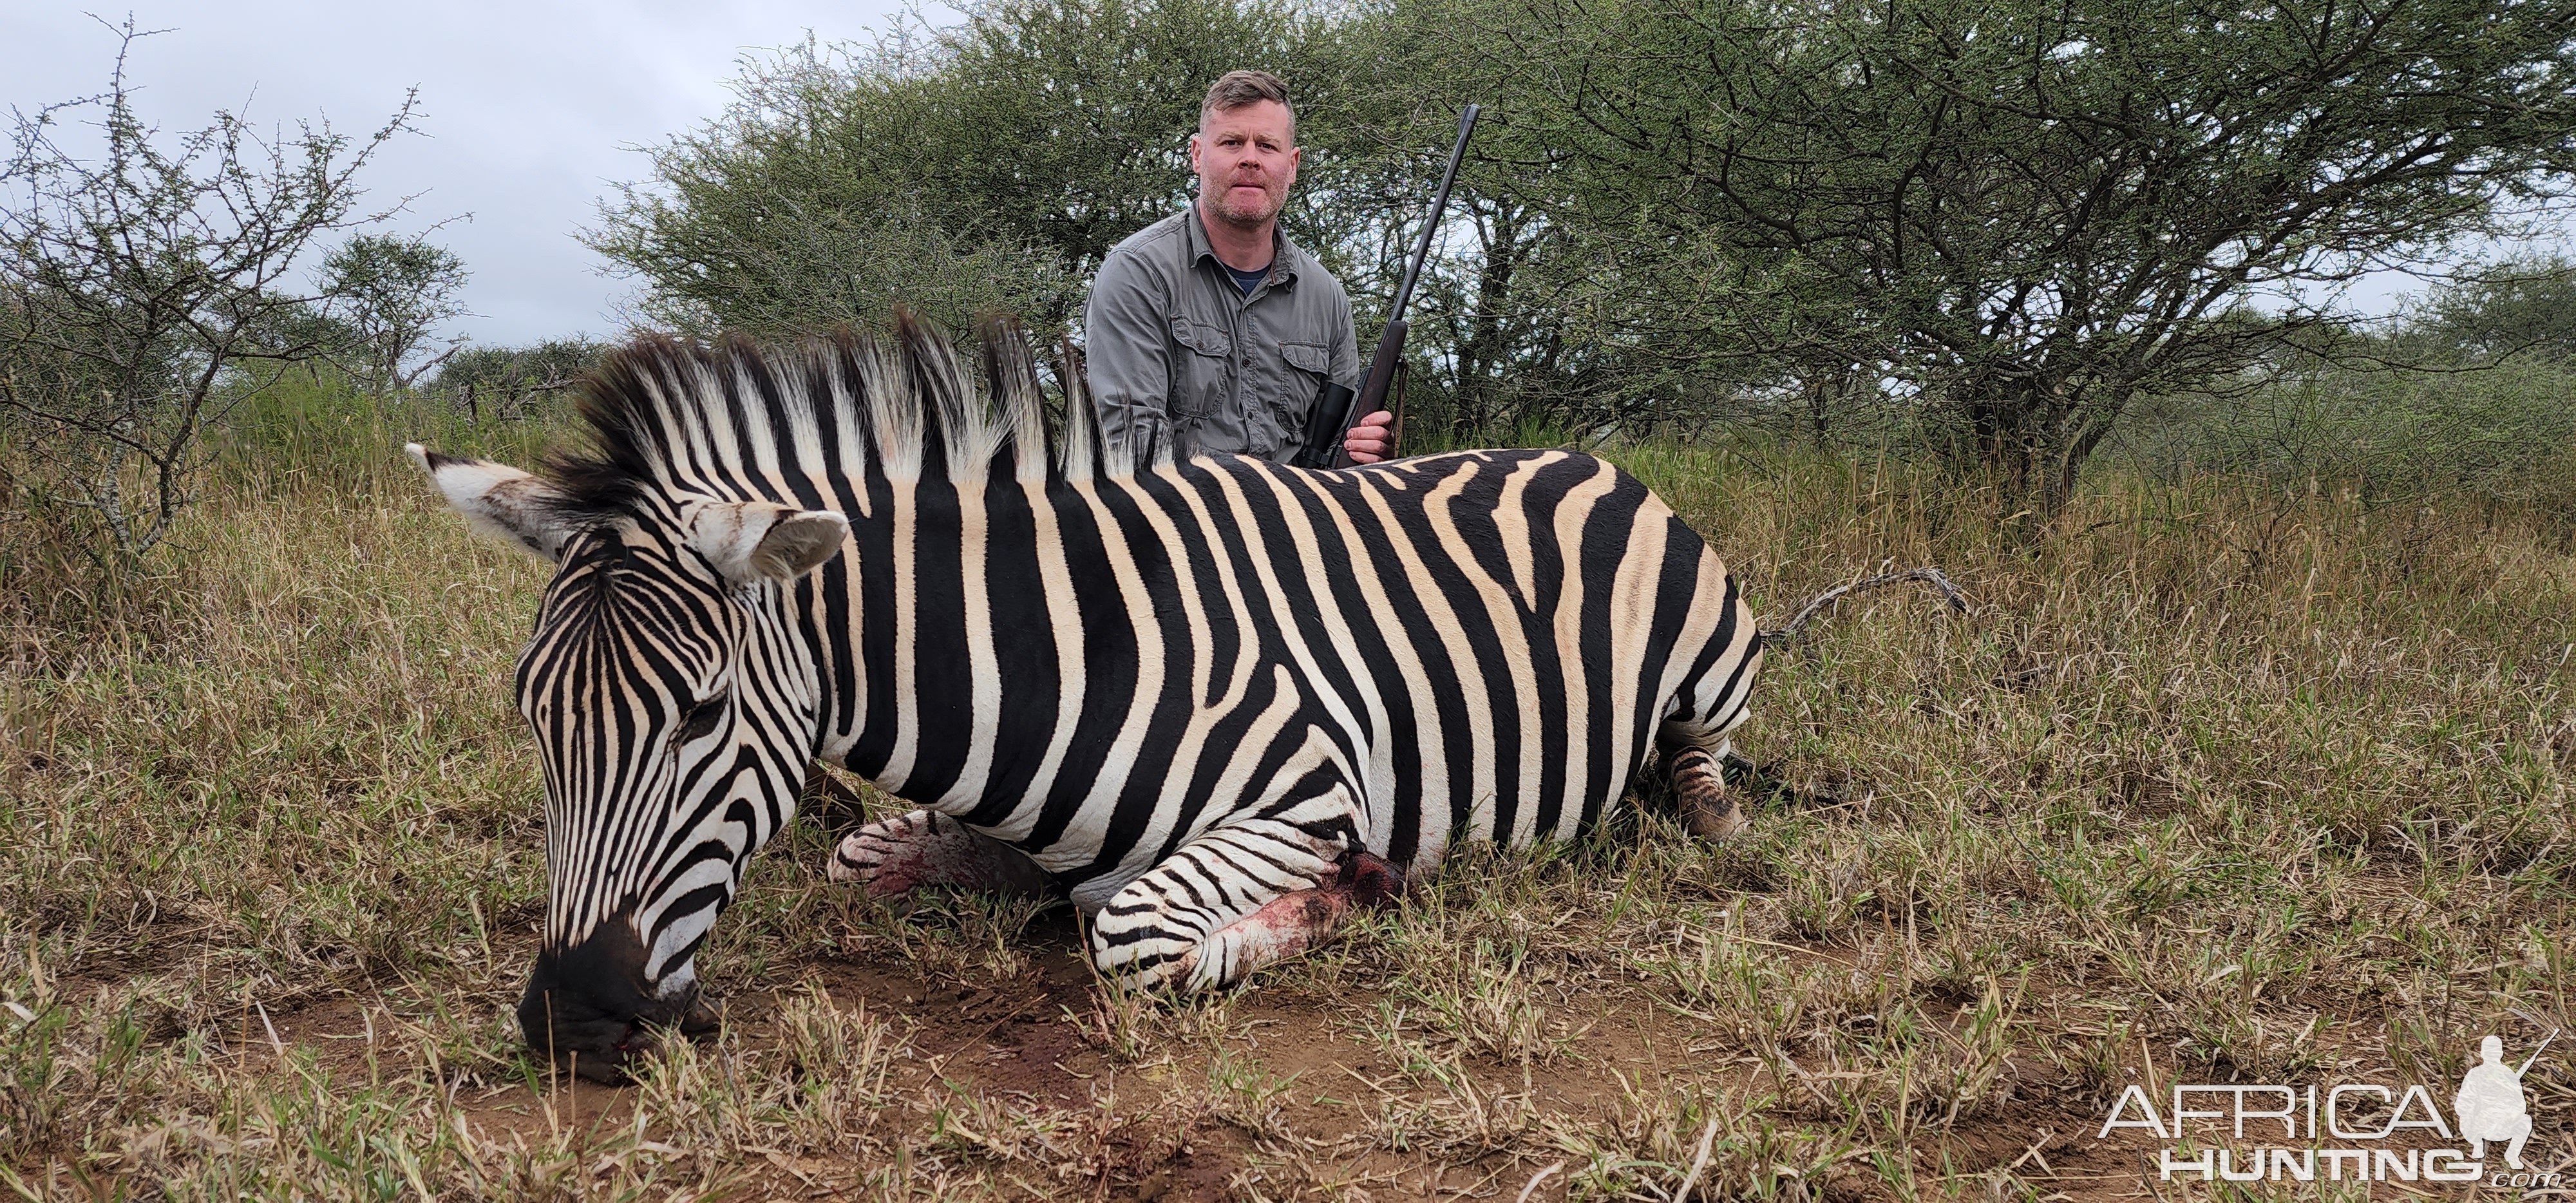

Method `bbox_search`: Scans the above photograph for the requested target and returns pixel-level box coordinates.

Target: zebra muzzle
[518,923,719,1085]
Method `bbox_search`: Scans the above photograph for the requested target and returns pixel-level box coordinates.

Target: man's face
[1192,100,1300,230]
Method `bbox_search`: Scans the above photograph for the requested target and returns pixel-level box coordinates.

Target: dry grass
[2,400,2571,1200]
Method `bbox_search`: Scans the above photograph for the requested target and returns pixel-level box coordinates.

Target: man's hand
[1342,410,1395,464]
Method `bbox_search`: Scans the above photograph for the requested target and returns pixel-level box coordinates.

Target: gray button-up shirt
[1084,209,1361,462]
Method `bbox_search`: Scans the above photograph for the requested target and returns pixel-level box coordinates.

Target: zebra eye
[673,694,728,745]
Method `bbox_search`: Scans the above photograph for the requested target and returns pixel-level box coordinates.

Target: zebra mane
[543,314,1158,524]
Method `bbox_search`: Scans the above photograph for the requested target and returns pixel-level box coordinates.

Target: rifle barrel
[1385,103,1481,328]
[1296,102,1481,469]
[2517,1028,2558,1076]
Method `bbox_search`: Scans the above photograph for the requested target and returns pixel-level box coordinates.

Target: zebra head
[406,442,847,1081]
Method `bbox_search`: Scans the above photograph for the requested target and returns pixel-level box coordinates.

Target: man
[1085,70,1394,465]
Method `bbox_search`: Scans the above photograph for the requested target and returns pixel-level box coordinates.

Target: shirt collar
[1188,205,1299,287]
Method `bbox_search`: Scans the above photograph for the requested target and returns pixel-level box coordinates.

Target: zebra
[408,319,1761,1080]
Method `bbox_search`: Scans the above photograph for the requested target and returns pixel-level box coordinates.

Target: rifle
[1293,102,1481,469]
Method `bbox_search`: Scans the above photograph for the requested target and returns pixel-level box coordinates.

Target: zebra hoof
[1684,794,1752,840]
[1340,851,1408,907]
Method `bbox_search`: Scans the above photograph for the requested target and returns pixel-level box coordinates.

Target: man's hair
[1199,70,1294,142]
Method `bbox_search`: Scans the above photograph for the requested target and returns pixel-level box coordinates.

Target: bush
[2113,358,2576,518]
[0,21,422,565]
[424,339,610,424]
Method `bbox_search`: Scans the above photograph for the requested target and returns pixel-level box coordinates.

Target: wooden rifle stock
[1293,103,1479,469]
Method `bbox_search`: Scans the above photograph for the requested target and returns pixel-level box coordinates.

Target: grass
[1,383,2570,1199]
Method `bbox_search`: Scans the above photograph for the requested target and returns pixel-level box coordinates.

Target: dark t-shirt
[1224,262,1267,296]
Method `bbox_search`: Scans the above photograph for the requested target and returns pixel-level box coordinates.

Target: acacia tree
[2412,256,2576,363]
[588,0,1387,341]
[1426,0,2576,520]
[0,21,420,560]
[428,338,607,422]
[583,27,1084,337]
[321,232,470,392]
[585,28,1086,341]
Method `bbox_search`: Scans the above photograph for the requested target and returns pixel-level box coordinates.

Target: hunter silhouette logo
[2457,1032,2548,1170]
[2100,1030,2559,1187]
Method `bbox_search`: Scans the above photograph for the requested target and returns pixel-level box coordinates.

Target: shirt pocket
[1280,341,1332,379]
[1169,317,1232,419]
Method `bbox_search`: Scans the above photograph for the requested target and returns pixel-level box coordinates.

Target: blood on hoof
[1337,850,1408,907]
[1668,746,1750,840]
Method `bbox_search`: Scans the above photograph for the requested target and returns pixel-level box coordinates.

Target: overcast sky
[3,1,936,346]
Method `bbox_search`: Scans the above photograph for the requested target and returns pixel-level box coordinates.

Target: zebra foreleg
[828,809,1053,899]
[1162,847,1406,990]
[1088,817,1396,992]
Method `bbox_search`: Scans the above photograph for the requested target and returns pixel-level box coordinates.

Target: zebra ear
[684,500,849,585]
[406,442,576,561]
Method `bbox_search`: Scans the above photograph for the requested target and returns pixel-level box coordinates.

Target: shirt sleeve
[1082,251,1172,462]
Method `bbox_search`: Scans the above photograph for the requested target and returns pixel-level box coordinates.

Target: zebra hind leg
[1667,744,1751,841]
[828,809,1054,900]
